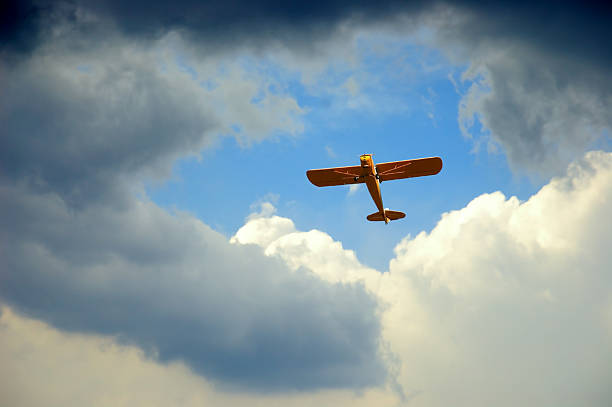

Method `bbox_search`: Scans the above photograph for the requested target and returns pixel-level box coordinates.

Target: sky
[1,1,612,406]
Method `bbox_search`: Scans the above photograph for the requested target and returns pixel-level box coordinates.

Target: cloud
[233,213,381,287]
[383,152,612,406]
[3,150,611,404]
[454,45,612,176]
[0,0,47,57]
[233,151,612,406]
[0,307,397,407]
[422,3,612,175]
[0,0,428,58]
[4,1,609,176]
[348,184,361,196]
[0,7,383,393]
[0,17,303,207]
[0,183,386,391]
[0,306,214,407]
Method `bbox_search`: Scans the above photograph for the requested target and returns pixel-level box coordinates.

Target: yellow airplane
[306,154,442,223]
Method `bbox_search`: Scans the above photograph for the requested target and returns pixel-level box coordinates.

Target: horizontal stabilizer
[367,210,405,222]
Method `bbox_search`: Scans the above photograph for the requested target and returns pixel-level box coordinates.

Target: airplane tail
[366,209,405,223]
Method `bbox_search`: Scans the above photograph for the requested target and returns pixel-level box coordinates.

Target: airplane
[306,154,442,223]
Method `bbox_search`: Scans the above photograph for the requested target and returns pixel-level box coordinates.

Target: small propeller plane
[306,154,442,223]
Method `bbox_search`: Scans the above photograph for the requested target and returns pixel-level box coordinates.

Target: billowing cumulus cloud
[0,183,386,391]
[2,151,612,405]
[0,3,386,393]
[233,151,612,406]
[232,208,381,287]
[384,155,612,406]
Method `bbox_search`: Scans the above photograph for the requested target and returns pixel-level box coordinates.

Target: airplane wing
[306,165,364,187]
[376,157,442,182]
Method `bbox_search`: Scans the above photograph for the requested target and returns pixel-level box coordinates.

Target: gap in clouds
[147,32,541,271]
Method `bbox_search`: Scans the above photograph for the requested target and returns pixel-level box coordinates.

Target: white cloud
[348,184,361,196]
[0,306,397,407]
[0,307,214,407]
[232,151,612,406]
[231,213,296,248]
[382,153,612,407]
[4,151,611,406]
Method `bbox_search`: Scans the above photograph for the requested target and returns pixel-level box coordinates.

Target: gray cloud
[0,7,380,392]
[0,17,303,207]
[5,2,611,179]
[0,28,217,206]
[1,0,427,58]
[423,3,612,175]
[458,52,611,175]
[5,2,610,61]
[0,0,47,57]
[0,183,386,390]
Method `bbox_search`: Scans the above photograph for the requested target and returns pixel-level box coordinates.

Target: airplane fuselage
[360,154,387,222]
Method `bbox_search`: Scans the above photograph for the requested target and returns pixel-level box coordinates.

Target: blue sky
[147,39,539,270]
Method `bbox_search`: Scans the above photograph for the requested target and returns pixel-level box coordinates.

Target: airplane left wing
[306,165,364,187]
[376,157,442,182]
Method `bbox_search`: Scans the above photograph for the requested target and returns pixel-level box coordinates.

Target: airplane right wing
[376,157,442,182]
[306,165,365,187]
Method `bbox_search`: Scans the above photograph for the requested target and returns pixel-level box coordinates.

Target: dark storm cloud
[1,0,423,57]
[81,0,410,38]
[443,2,612,69]
[430,3,612,175]
[4,1,611,61]
[0,0,46,56]
[457,52,612,175]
